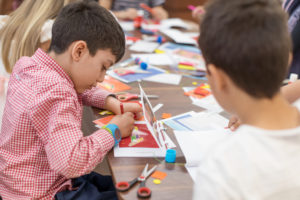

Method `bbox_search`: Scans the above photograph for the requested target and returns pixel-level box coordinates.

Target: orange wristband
[120,102,124,114]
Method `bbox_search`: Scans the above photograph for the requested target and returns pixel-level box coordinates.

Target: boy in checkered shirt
[0,1,141,199]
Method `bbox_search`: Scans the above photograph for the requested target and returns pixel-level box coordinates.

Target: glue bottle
[134,10,144,29]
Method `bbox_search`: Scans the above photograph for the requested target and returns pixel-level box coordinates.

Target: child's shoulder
[13,55,76,97]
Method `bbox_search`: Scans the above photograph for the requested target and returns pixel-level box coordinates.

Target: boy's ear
[71,41,88,62]
[207,63,228,92]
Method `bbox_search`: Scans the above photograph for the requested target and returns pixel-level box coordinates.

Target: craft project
[97,76,131,93]
[114,84,169,157]
[93,85,171,157]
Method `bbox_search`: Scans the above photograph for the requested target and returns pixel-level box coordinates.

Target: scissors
[116,92,159,102]
[116,164,157,198]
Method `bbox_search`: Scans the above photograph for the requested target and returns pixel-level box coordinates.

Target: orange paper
[161,113,172,119]
[97,75,131,93]
[151,170,167,180]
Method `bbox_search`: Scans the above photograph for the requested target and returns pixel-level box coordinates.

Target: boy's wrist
[102,124,121,145]
[105,95,121,114]
[120,102,124,114]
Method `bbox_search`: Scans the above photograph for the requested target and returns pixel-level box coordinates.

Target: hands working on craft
[104,96,143,138]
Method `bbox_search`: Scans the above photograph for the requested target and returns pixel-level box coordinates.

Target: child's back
[1,51,72,199]
[194,126,300,199]
[193,0,300,199]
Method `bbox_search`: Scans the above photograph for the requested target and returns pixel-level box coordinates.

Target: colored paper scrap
[162,113,172,119]
[97,75,131,93]
[151,170,167,180]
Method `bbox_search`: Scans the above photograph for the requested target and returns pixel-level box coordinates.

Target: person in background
[98,0,168,20]
[0,0,77,129]
[12,0,23,10]
[0,0,24,14]
[283,0,300,75]
[191,5,205,22]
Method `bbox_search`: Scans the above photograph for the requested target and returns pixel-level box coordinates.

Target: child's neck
[48,51,72,77]
[237,93,300,130]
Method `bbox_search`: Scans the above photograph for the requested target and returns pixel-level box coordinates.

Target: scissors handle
[117,94,139,102]
[137,181,151,198]
[116,178,138,192]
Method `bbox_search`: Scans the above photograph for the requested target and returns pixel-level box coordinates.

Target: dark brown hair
[49,0,125,62]
[199,0,291,98]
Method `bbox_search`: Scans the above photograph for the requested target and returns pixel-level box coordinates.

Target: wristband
[102,124,121,145]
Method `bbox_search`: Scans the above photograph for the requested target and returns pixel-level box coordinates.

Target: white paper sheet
[193,95,223,113]
[160,29,197,45]
[183,87,223,113]
[160,18,189,29]
[162,111,197,131]
[119,21,134,31]
[143,73,182,85]
[175,130,232,181]
[129,41,160,53]
[131,53,174,66]
[107,65,165,83]
[177,111,228,131]
[185,165,198,182]
[162,110,228,131]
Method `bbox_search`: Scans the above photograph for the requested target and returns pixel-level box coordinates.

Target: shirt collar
[32,48,74,87]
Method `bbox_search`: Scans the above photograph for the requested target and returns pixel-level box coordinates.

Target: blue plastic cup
[165,149,176,163]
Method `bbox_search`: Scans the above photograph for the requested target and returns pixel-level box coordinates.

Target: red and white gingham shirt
[0,49,114,200]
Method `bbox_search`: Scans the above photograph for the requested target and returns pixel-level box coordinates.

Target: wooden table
[91,76,206,200]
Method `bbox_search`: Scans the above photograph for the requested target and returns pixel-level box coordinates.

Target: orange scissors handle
[137,181,152,198]
[116,178,138,192]
[117,94,139,102]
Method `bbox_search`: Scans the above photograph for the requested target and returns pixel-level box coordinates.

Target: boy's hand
[227,115,241,131]
[105,96,142,119]
[110,112,135,138]
[123,103,143,120]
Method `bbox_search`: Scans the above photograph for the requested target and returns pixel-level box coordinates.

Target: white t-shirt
[193,124,300,200]
[0,15,54,129]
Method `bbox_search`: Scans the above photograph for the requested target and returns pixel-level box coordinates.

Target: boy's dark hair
[49,0,125,62]
[199,0,291,98]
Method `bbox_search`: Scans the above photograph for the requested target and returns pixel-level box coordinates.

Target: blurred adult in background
[98,0,168,20]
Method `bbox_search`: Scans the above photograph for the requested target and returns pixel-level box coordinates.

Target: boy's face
[70,48,116,94]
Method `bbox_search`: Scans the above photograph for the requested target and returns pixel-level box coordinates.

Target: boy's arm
[31,89,115,178]
[80,87,112,109]
[80,87,143,116]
